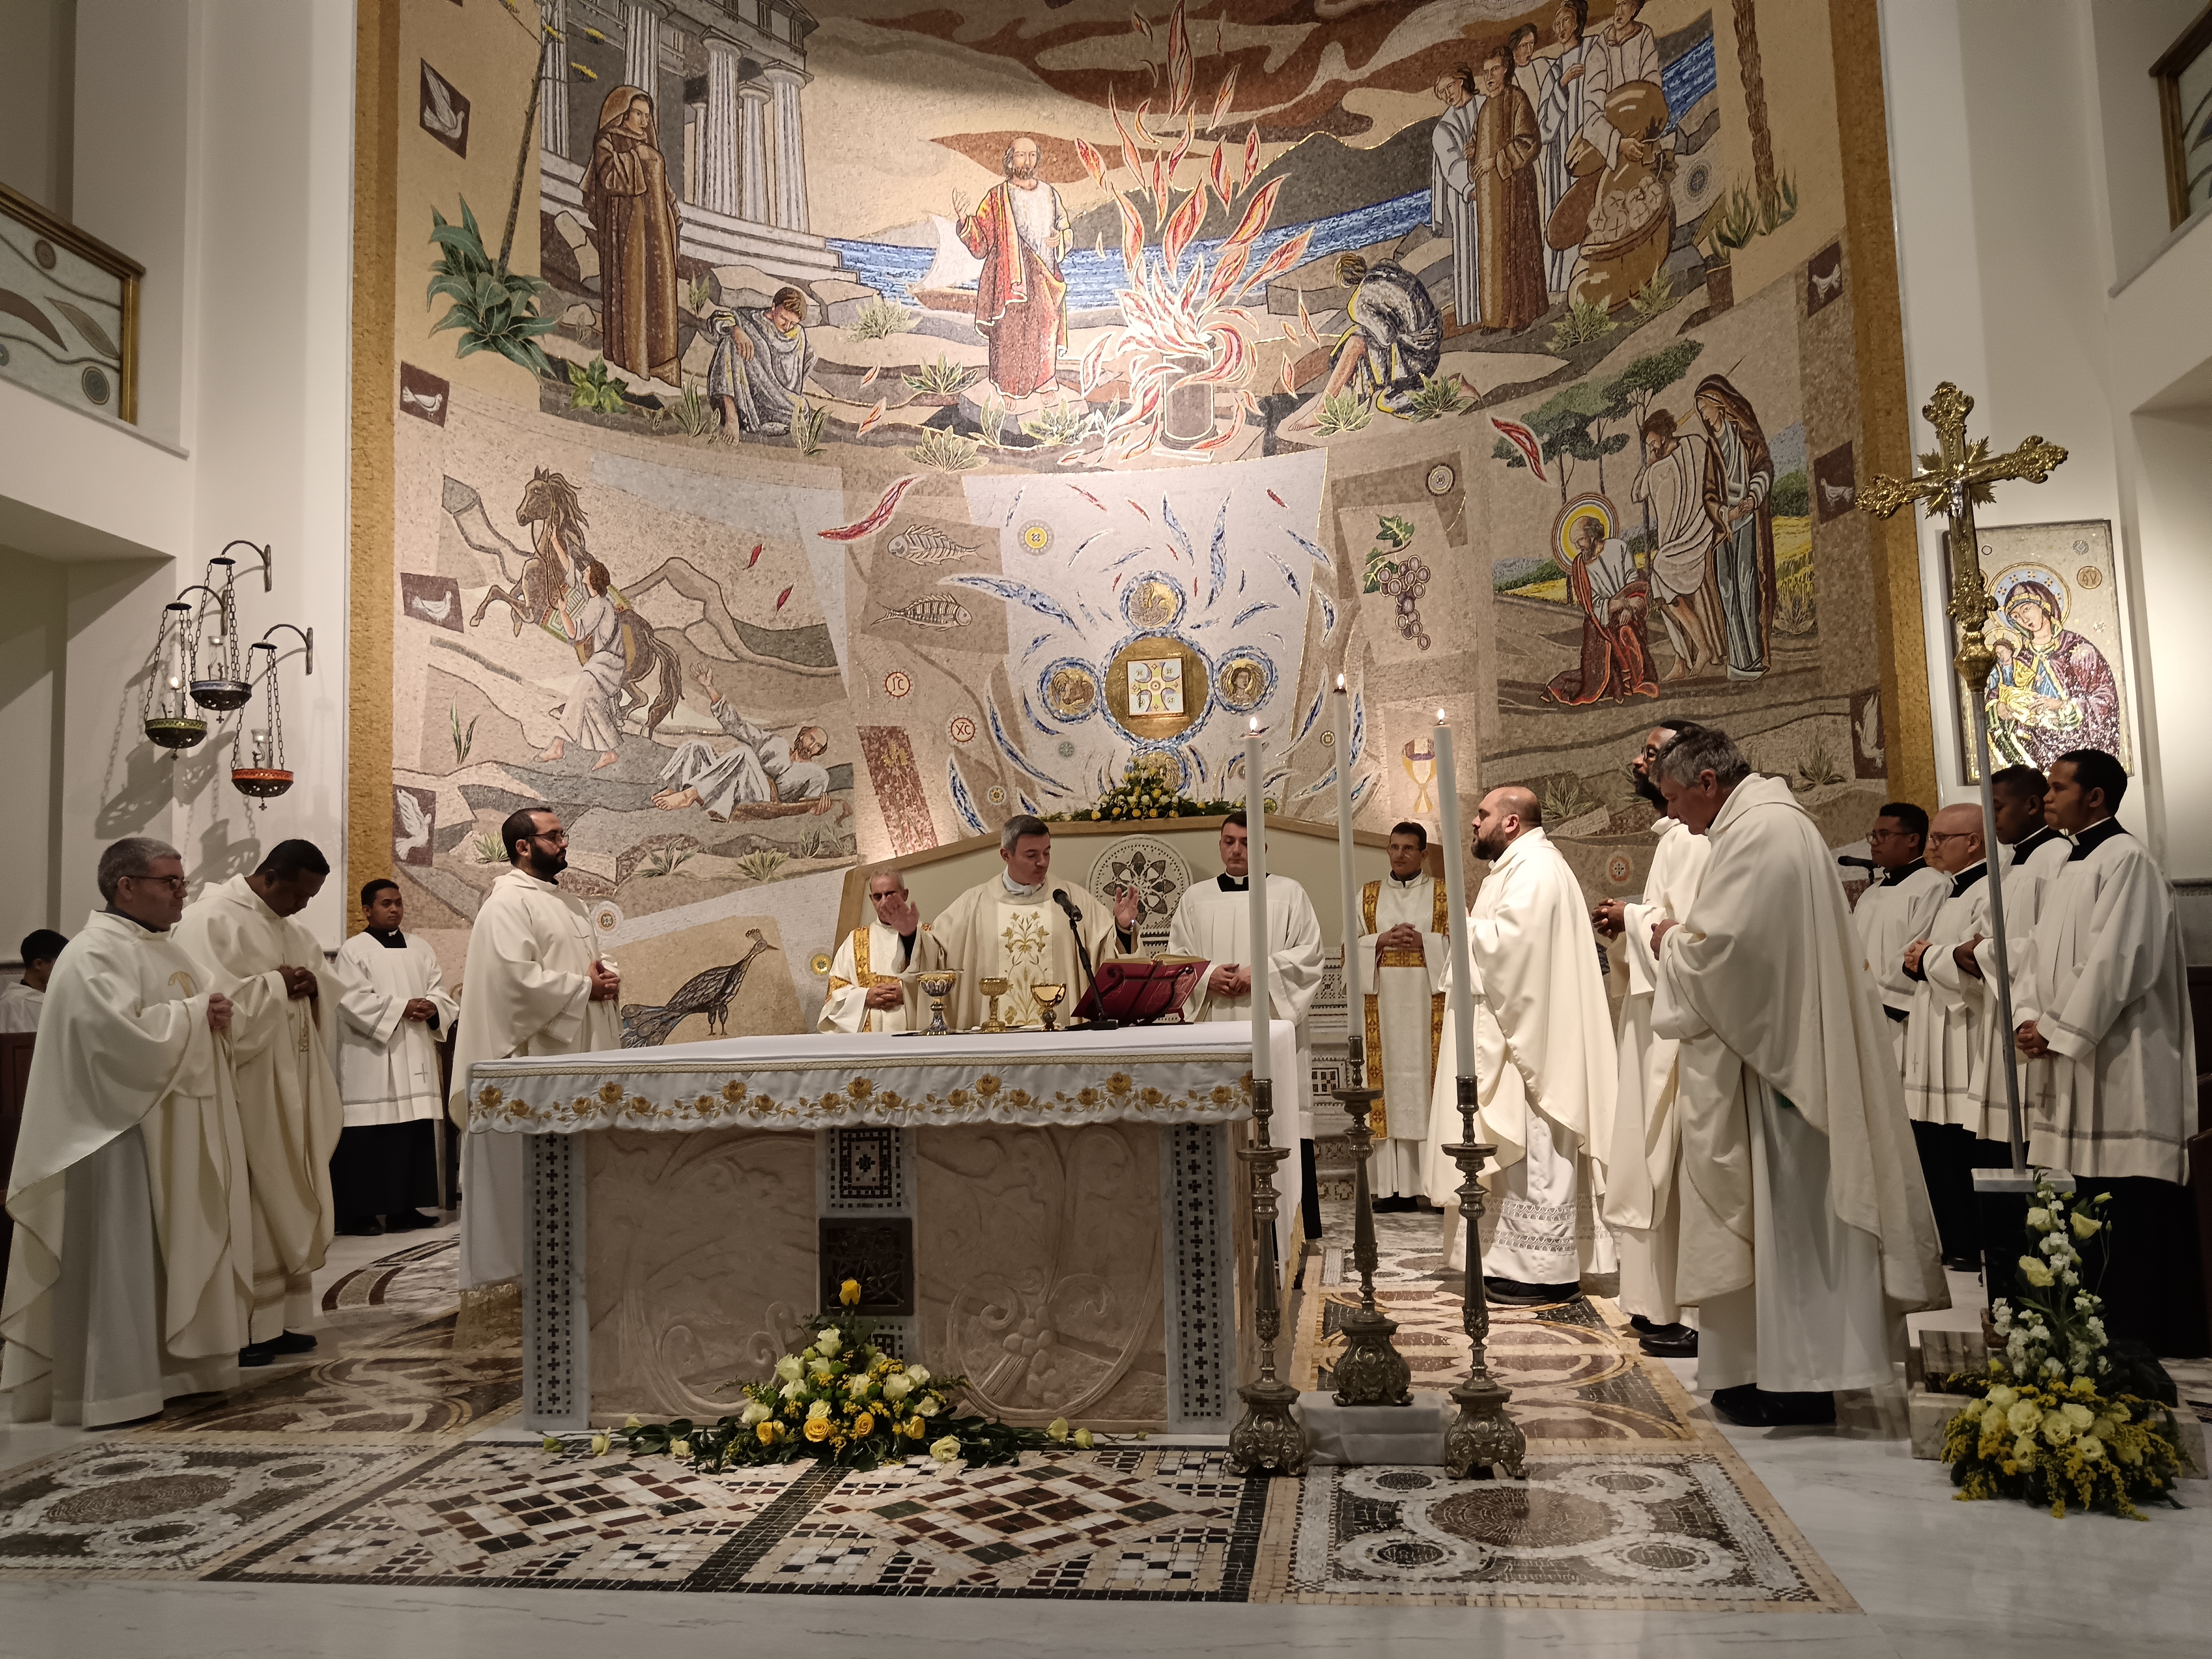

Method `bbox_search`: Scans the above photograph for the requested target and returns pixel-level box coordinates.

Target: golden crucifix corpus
[1858,382,2067,1174]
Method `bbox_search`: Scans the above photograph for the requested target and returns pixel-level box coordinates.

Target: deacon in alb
[818,869,942,1034]
[174,840,343,1361]
[1421,787,1617,1302]
[331,880,457,1235]
[931,816,1138,1032]
[1355,822,1450,1210]
[1593,720,1710,1355]
[1170,812,1326,1233]
[1650,729,1946,1426]
[2,839,250,1426]
[2014,749,2197,1350]
[1851,802,1950,1069]
[451,808,623,1289]
[1901,804,2040,1268]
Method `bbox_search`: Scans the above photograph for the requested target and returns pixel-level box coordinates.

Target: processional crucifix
[1858,382,2067,1174]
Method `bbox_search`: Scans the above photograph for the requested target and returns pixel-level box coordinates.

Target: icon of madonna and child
[1981,570,2124,771]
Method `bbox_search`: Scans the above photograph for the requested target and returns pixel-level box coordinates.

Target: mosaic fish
[880,595,972,630]
[886,525,977,566]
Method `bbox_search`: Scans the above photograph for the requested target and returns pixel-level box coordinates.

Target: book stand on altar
[1072,956,1209,1026]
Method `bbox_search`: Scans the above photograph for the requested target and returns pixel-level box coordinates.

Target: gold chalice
[977,976,1011,1033]
[1031,982,1067,1032]
[916,969,961,1036]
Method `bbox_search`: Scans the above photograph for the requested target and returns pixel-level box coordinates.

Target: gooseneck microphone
[1052,888,1116,1030]
[1836,854,1878,872]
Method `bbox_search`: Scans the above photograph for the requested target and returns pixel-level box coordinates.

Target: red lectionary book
[1072,956,1210,1026]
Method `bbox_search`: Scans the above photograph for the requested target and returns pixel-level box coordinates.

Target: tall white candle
[1433,710,1476,1067]
[1245,716,1269,1081]
[1331,677,1360,1027]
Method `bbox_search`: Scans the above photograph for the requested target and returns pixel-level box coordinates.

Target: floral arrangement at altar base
[1051,751,1255,823]
[1939,1177,2186,1518]
[543,1281,1104,1474]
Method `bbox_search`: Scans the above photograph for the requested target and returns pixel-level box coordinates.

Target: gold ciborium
[1031,982,1067,1032]
[916,969,961,1036]
[977,977,1011,1033]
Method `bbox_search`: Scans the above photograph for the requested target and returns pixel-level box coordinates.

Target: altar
[467,1021,1302,1435]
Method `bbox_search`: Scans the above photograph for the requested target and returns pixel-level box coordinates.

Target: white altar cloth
[464,1021,1298,1136]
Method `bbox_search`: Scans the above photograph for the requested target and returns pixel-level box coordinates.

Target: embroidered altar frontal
[477,1026,1281,1440]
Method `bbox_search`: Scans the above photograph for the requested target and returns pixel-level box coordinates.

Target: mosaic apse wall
[354,0,1916,1033]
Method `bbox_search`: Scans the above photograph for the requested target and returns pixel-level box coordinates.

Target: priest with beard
[1649,728,1947,1425]
[1593,719,1710,1358]
[1421,787,1617,1303]
[330,880,457,1236]
[1353,822,1450,1212]
[451,809,623,1290]
[2,838,250,1426]
[2013,749,2202,1353]
[1168,812,1326,1237]
[1851,802,1950,1070]
[931,816,1140,1033]
[174,840,343,1364]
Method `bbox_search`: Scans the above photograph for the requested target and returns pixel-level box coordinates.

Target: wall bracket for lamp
[254,622,314,676]
[218,538,273,593]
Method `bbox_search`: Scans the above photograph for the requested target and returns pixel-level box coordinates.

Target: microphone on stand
[1053,888,1116,1030]
[1836,854,1878,872]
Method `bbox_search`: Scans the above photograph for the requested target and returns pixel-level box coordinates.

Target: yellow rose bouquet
[1055,752,1244,823]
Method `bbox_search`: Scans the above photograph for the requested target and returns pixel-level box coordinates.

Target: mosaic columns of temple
[764,63,808,232]
[700,37,742,217]
[538,0,569,159]
[738,82,771,226]
[625,0,660,103]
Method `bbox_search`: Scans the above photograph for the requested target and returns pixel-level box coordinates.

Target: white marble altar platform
[467,1022,1302,1436]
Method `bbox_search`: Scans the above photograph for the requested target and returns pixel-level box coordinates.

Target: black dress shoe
[1484,1276,1575,1307]
[1709,1383,1835,1426]
[1640,1329,1699,1359]
[1629,1315,1657,1336]
[335,1216,385,1237]
[382,1209,437,1232]
[239,1343,275,1367]
[267,1330,317,1355]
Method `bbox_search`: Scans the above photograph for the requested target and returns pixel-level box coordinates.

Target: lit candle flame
[1335,672,1345,691]
[1248,716,1260,733]
[1436,708,1447,723]
[168,675,182,690]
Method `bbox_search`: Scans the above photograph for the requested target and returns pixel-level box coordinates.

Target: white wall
[1881,0,2212,930]
[0,0,76,215]
[0,0,356,948]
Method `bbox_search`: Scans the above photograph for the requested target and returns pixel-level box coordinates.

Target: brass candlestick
[916,969,960,1036]
[977,977,1011,1033]
[1031,982,1066,1032]
[1329,1038,1411,1407]
[1228,1073,1307,1475]
[1442,1074,1525,1479]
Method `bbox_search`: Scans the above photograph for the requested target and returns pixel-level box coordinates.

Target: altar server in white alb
[1650,729,1946,1426]
[818,870,942,1034]
[1593,721,1710,1358]
[1421,787,1617,1303]
[0,930,67,1033]
[1169,810,1326,1235]
[2013,749,2199,1352]
[451,809,622,1289]
[1851,801,1950,1069]
[1991,765,2072,881]
[2,839,250,1426]
[331,880,458,1236]
[174,840,343,1363]
[933,815,1139,1032]
[1355,822,1450,1211]
[1900,805,2040,1268]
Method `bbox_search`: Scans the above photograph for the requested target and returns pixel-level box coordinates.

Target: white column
[738,82,771,225]
[538,0,569,160]
[764,64,808,231]
[701,37,742,217]
[624,0,661,98]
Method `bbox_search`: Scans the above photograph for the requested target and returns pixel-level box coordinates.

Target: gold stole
[1360,878,1451,1137]
[831,926,894,1033]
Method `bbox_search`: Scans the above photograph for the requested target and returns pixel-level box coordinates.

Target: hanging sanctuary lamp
[233,623,314,806]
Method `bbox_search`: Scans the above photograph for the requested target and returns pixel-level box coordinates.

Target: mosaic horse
[473,467,681,737]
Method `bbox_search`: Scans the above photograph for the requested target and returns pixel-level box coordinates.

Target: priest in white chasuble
[1168,811,1326,1234]
[1992,764,2073,881]
[1594,720,1710,1355]
[1650,728,1947,1427]
[174,839,343,1361]
[2013,749,2202,1353]
[1420,788,1617,1302]
[331,880,458,1236]
[1851,801,1950,1070]
[818,869,943,1034]
[3,838,251,1426]
[1902,805,2040,1270]
[451,809,623,1289]
[931,815,1140,1032]
[1355,822,1449,1211]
